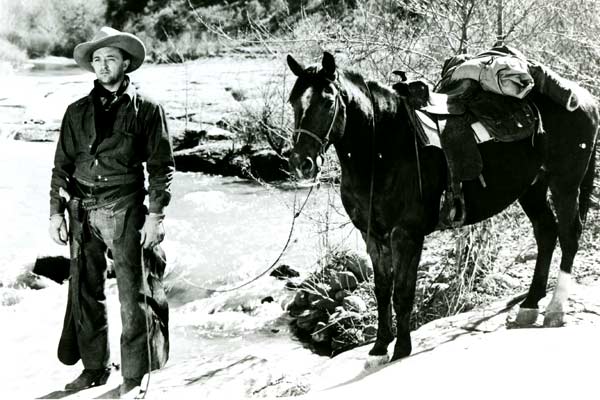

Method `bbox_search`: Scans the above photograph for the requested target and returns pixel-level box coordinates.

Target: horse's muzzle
[289,152,317,180]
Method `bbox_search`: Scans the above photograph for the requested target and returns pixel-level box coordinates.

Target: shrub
[154,6,188,41]
[0,37,27,68]
[52,0,105,57]
[0,0,105,59]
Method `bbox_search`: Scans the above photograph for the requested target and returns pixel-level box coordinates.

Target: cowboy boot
[64,367,111,391]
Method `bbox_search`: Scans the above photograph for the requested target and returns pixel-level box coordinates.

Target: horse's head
[287,52,347,180]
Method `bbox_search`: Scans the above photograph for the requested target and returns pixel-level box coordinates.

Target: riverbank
[0,55,291,180]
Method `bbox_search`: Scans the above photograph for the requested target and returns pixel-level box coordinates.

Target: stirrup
[438,190,466,229]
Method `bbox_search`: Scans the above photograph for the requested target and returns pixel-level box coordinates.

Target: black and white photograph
[0,0,599,398]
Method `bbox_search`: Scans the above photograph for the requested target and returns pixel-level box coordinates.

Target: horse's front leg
[390,226,423,361]
[364,236,394,358]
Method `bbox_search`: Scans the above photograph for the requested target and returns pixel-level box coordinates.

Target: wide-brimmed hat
[73,27,146,73]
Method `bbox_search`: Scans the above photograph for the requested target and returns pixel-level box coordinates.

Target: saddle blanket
[415,110,492,148]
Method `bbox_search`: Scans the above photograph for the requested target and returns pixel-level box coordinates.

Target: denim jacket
[50,77,175,216]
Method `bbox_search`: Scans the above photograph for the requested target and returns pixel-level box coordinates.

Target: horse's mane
[339,69,402,124]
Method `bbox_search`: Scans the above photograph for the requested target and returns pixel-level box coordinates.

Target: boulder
[260,296,274,304]
[270,264,300,280]
[33,256,70,283]
[329,275,342,292]
[363,324,378,340]
[248,149,289,181]
[291,290,309,309]
[311,321,330,343]
[343,251,373,282]
[342,295,367,313]
[306,283,331,303]
[296,309,327,331]
[12,123,60,142]
[336,271,358,291]
[333,289,352,302]
[312,297,338,313]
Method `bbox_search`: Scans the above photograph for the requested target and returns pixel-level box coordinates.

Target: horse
[286,51,599,362]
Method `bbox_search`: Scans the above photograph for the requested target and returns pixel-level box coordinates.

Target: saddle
[393,56,540,229]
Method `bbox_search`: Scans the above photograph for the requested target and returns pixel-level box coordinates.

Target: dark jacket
[50,77,174,215]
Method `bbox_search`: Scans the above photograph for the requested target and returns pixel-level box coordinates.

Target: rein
[358,76,378,251]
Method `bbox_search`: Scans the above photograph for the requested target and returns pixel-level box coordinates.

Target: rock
[296,309,327,331]
[33,256,70,283]
[336,271,358,291]
[331,337,346,351]
[248,149,289,181]
[363,324,378,340]
[261,296,274,304]
[172,127,206,150]
[288,305,307,318]
[173,143,289,182]
[170,120,235,146]
[12,124,59,142]
[333,289,352,302]
[311,322,330,343]
[306,283,330,303]
[329,275,342,292]
[291,290,309,309]
[312,297,338,313]
[14,271,54,290]
[515,247,537,263]
[343,250,373,282]
[342,295,367,313]
[270,264,300,280]
[285,277,304,289]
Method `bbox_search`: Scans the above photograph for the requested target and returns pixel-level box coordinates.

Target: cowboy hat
[73,26,146,73]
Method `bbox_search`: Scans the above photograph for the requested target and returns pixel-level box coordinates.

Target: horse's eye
[323,86,334,95]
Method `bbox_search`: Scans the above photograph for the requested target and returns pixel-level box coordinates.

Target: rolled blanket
[528,62,580,111]
[451,55,534,99]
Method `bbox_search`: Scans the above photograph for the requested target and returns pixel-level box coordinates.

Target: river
[0,58,364,398]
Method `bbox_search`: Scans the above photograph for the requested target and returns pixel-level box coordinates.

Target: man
[49,27,174,396]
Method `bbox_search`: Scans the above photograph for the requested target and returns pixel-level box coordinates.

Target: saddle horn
[393,70,408,81]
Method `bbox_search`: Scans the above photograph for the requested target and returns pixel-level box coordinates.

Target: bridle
[292,81,342,155]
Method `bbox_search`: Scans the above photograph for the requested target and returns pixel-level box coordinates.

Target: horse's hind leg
[544,186,583,327]
[516,178,558,325]
[365,237,394,361]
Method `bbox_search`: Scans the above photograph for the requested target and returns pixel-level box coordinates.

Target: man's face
[91,47,130,87]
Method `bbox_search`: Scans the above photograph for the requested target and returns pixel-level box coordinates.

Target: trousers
[58,198,169,379]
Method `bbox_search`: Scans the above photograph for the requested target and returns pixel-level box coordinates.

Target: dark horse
[287,52,599,362]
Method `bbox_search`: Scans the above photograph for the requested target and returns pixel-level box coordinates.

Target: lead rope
[182,182,315,293]
[362,77,377,254]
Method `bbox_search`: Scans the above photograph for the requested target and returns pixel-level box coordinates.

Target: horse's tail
[579,123,599,223]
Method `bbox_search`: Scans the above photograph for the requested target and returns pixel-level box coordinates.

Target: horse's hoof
[364,354,389,370]
[515,308,539,326]
[368,342,390,357]
[543,311,565,327]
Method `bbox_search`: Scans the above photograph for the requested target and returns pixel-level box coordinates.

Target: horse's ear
[322,51,336,78]
[287,55,305,77]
